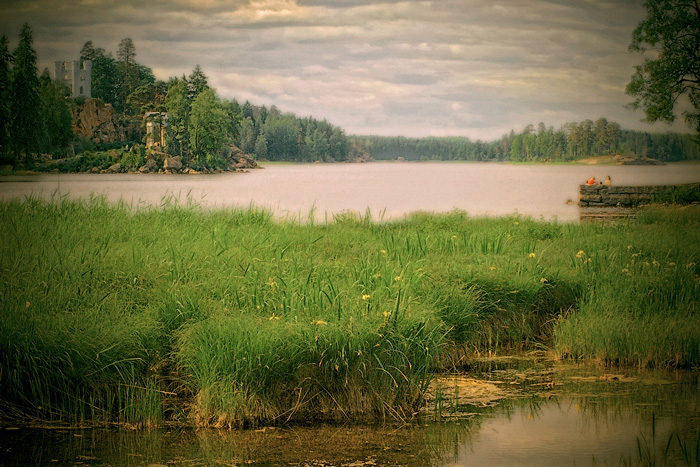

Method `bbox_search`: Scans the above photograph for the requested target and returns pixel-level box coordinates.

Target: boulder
[235,155,259,169]
[107,163,122,173]
[164,156,182,172]
[139,158,157,173]
[226,145,259,169]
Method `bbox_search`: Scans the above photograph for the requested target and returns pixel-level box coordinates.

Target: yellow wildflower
[622,268,629,274]
[380,249,387,255]
[394,275,403,282]
[362,294,371,301]
[313,320,328,326]
[528,253,536,258]
[576,250,585,258]
[383,311,392,318]
[489,265,497,271]
[451,235,458,240]
[540,278,548,283]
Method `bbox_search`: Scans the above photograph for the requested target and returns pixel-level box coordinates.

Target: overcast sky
[0,0,691,140]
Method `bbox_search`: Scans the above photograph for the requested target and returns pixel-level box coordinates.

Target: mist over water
[3,162,700,221]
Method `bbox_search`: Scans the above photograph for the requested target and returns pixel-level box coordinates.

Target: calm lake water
[2,162,699,465]
[2,162,700,221]
[1,361,698,466]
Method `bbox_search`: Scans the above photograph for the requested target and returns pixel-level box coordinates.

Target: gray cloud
[0,0,692,139]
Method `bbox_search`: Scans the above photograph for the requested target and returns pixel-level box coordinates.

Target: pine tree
[0,35,11,161]
[9,23,41,166]
[117,38,138,112]
[38,69,72,154]
[187,65,209,102]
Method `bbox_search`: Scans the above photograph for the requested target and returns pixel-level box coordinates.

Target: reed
[1,197,698,427]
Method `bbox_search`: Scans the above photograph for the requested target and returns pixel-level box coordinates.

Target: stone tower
[52,60,92,98]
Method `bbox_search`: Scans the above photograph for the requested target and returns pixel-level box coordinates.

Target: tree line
[0,23,353,169]
[354,118,699,162]
[0,24,74,166]
[2,17,699,169]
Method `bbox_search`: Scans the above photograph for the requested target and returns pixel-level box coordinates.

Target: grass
[0,198,698,427]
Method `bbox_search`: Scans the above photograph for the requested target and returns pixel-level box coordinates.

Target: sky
[0,0,692,140]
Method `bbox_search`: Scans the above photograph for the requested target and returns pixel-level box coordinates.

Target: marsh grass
[1,198,698,427]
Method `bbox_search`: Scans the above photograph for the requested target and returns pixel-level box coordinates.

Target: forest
[1,23,698,170]
[353,120,700,163]
[0,24,353,170]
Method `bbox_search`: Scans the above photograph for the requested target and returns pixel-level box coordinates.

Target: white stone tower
[52,60,92,98]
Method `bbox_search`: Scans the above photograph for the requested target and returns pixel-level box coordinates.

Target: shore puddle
[2,358,698,466]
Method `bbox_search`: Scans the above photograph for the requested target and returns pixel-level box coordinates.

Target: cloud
[0,0,693,138]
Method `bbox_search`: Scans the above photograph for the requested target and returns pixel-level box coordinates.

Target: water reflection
[2,364,698,466]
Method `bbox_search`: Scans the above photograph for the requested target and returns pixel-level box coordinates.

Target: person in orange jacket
[586,177,597,185]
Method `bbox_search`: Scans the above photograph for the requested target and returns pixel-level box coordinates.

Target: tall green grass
[554,206,700,367]
[1,198,698,426]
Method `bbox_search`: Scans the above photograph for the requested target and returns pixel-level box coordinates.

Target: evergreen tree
[238,117,256,153]
[37,69,72,155]
[81,41,120,109]
[117,38,138,112]
[510,134,523,161]
[221,98,242,141]
[9,23,40,166]
[254,132,267,159]
[187,65,209,102]
[80,41,103,62]
[0,35,11,161]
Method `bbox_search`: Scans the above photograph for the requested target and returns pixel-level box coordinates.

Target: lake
[2,162,700,221]
[1,360,698,466]
[2,162,700,466]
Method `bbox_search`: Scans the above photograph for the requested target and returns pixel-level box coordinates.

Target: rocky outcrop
[226,145,259,169]
[235,155,258,169]
[72,98,126,144]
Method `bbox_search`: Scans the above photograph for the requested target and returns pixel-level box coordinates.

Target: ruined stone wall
[579,183,700,207]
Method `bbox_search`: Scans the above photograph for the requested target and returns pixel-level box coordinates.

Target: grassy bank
[1,198,698,427]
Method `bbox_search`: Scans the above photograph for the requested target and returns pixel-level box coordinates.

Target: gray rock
[107,162,122,173]
[164,156,182,171]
